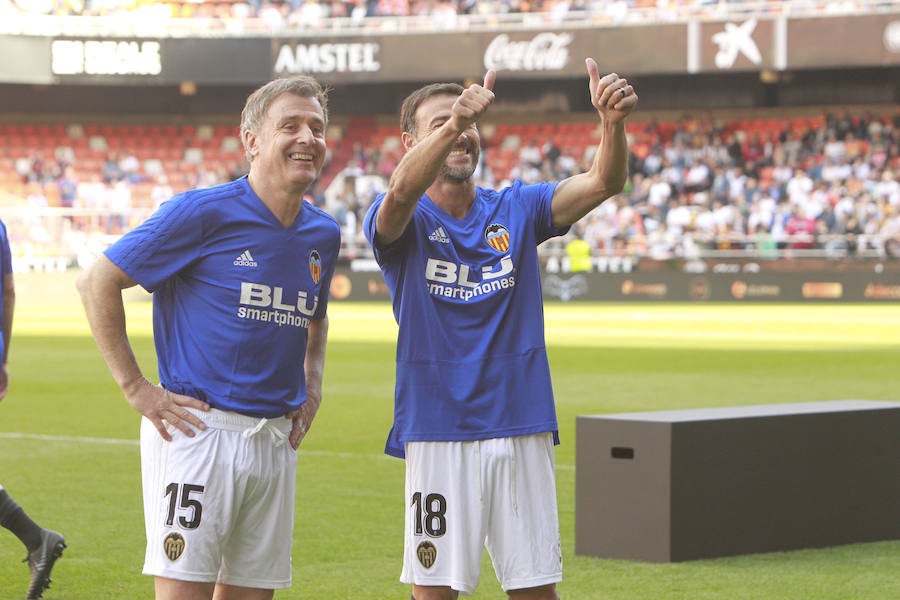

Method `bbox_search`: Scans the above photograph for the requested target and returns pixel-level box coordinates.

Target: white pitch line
[0,432,137,446]
[0,432,576,470]
[0,432,391,461]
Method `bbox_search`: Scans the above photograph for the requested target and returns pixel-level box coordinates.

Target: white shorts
[140,408,297,589]
[401,433,562,596]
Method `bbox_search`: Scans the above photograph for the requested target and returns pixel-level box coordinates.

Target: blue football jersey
[363,180,569,457]
[106,177,341,418]
[0,220,11,362]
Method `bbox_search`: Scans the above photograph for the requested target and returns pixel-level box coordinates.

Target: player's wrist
[120,373,148,397]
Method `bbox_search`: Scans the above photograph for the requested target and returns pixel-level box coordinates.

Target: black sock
[0,489,43,551]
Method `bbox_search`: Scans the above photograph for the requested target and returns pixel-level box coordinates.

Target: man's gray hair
[240,76,329,162]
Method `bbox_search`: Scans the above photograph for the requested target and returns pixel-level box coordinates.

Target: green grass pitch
[1,273,898,598]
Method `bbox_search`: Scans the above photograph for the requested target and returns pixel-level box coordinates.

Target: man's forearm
[76,259,145,394]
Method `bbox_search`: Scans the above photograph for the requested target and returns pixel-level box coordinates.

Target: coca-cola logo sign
[483,33,572,72]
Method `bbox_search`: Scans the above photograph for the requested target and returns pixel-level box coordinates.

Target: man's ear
[401,131,416,151]
[243,130,258,159]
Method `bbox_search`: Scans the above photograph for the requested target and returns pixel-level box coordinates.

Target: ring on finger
[619,88,627,99]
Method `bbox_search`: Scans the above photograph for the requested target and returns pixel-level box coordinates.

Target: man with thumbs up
[363,61,637,600]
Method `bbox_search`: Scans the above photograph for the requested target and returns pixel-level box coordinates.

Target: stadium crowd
[326,106,900,264]
[4,104,900,271]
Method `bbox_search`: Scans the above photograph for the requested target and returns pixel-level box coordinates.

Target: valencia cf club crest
[309,250,322,284]
[484,223,510,253]
[416,540,437,569]
[163,532,185,561]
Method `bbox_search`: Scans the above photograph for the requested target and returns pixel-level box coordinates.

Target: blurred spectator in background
[565,227,592,272]
[150,174,174,211]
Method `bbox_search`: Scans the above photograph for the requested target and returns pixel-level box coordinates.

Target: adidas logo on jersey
[233,250,258,267]
[428,226,451,244]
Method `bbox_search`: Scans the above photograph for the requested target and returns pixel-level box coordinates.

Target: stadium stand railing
[3,0,899,37]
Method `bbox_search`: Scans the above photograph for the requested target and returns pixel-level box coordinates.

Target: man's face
[414,94,480,183]
[246,93,327,192]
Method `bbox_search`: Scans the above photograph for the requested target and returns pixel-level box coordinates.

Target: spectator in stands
[363,59,636,600]
[518,137,543,169]
[258,1,288,28]
[508,155,542,184]
[826,108,857,141]
[77,75,341,600]
[431,0,460,28]
[660,157,685,194]
[542,140,561,167]
[873,168,900,205]
[150,174,174,212]
[75,173,106,233]
[565,229,592,272]
[56,166,79,218]
[24,182,48,213]
[581,211,610,253]
[104,179,132,234]
[646,221,677,260]
[779,128,805,165]
[752,223,779,259]
[786,167,814,207]
[684,159,712,194]
[724,131,744,166]
[292,0,325,28]
[0,218,68,600]
[101,152,125,184]
[785,205,817,250]
[118,151,141,183]
[878,204,900,258]
[24,151,48,186]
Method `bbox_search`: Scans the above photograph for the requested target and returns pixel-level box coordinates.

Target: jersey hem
[387,427,559,459]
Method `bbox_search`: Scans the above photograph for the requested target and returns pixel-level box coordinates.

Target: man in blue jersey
[77,76,341,600]
[0,219,67,599]
[363,60,637,599]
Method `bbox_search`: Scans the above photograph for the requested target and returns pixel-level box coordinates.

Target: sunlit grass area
[1,271,897,599]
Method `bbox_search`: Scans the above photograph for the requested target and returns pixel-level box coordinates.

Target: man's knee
[411,586,458,600]
[507,583,559,600]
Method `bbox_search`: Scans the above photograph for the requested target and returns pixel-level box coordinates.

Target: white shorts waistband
[186,407,293,435]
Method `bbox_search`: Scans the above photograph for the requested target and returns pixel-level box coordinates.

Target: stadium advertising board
[329,267,900,303]
[3,11,897,86]
[271,26,688,83]
[40,37,271,85]
[162,39,274,84]
[272,12,898,82]
[788,14,900,68]
[538,271,900,303]
[51,39,162,78]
